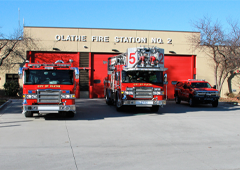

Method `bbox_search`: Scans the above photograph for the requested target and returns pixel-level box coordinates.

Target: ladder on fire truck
[108,46,167,72]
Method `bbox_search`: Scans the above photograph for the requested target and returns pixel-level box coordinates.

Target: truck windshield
[24,70,74,85]
[122,70,163,84]
[191,83,212,88]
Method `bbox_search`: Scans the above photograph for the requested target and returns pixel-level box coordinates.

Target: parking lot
[0,99,240,170]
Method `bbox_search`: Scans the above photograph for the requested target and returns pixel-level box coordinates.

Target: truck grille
[197,91,217,96]
[134,87,153,98]
[37,89,61,103]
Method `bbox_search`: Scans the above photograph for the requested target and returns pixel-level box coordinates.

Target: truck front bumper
[22,105,76,114]
[193,96,219,104]
[122,100,166,107]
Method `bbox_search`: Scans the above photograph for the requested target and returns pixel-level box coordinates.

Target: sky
[0,0,239,37]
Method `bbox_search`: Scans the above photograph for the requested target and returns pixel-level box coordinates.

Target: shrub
[3,80,19,96]
[225,92,236,98]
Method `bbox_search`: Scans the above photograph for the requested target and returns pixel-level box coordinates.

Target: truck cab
[174,79,220,107]
[18,60,79,117]
[104,47,168,112]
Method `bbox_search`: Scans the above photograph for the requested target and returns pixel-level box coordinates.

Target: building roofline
[24,26,200,33]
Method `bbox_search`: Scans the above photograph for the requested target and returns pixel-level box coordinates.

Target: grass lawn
[0,99,7,106]
[219,97,240,104]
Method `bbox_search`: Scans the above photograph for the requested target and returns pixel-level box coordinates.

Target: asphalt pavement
[0,99,240,170]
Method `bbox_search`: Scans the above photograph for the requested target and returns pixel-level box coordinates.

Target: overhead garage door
[91,53,118,98]
[164,55,196,99]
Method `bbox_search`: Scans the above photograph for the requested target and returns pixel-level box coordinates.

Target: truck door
[114,71,120,91]
[182,83,188,100]
[185,82,191,100]
[177,82,184,99]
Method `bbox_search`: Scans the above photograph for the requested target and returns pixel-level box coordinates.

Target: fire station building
[1,26,238,99]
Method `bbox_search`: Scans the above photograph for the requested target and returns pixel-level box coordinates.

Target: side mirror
[18,67,23,79]
[164,73,168,84]
[213,85,216,89]
[72,67,79,79]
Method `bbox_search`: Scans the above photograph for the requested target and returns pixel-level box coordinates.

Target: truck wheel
[212,100,218,107]
[189,97,195,107]
[105,89,112,105]
[175,95,181,104]
[59,111,67,117]
[25,111,33,117]
[116,93,122,111]
[150,106,159,112]
[105,94,112,105]
[67,111,75,118]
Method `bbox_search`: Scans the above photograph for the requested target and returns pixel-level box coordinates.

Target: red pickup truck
[174,79,220,107]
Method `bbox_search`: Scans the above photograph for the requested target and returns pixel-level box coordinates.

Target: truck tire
[212,100,218,107]
[25,111,33,117]
[150,106,159,112]
[175,95,181,104]
[189,97,195,107]
[105,89,112,105]
[59,111,67,117]
[67,111,75,118]
[116,93,122,111]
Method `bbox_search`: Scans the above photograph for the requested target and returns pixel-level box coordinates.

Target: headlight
[26,94,37,99]
[126,88,133,91]
[61,94,75,99]
[125,91,133,95]
[215,91,220,96]
[193,91,198,96]
[153,91,160,95]
[153,88,163,95]
[153,91,164,95]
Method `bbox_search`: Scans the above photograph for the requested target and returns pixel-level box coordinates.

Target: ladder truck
[104,47,168,112]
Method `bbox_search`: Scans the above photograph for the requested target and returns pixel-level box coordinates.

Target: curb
[0,100,12,111]
[220,102,240,106]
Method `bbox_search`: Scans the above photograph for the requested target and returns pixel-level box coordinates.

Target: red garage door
[164,55,196,99]
[91,53,118,98]
[27,51,80,67]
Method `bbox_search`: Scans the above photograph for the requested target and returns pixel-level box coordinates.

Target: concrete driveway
[0,99,240,170]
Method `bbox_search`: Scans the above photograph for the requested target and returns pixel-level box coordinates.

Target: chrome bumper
[122,100,166,107]
[22,105,76,114]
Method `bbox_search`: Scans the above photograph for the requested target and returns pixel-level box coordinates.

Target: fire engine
[104,47,168,111]
[18,59,79,117]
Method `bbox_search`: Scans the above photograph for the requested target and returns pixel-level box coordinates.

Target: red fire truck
[104,47,168,112]
[18,59,79,117]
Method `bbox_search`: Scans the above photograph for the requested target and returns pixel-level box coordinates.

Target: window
[6,74,18,82]
[122,70,163,84]
[176,82,183,87]
[191,82,212,88]
[115,72,120,81]
[24,70,74,85]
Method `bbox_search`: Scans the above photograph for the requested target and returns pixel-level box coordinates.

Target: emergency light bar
[188,79,205,81]
[124,67,168,71]
[28,60,72,68]
[28,63,72,68]
[45,67,54,70]
[29,64,41,67]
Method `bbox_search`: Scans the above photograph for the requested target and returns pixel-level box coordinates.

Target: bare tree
[0,28,38,68]
[190,16,240,93]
